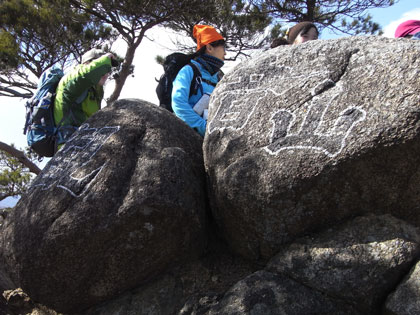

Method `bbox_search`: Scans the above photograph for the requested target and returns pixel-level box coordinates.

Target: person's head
[81,48,111,86]
[81,48,106,64]
[287,22,319,45]
[395,20,420,39]
[193,24,226,61]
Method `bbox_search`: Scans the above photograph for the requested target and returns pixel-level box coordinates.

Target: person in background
[271,21,319,48]
[53,48,118,147]
[171,24,225,137]
[287,22,319,45]
[395,20,420,40]
[270,37,289,48]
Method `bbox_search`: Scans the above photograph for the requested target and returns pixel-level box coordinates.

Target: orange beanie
[193,24,224,51]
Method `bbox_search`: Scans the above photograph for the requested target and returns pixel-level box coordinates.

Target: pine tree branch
[0,142,41,175]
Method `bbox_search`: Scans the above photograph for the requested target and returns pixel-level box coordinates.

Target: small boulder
[385,260,420,315]
[267,214,420,313]
[206,270,361,314]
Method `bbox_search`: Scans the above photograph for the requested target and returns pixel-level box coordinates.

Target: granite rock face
[266,214,420,314]
[205,270,361,315]
[385,260,420,315]
[204,36,420,260]
[0,99,207,313]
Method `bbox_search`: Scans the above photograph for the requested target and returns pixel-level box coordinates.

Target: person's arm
[171,65,207,136]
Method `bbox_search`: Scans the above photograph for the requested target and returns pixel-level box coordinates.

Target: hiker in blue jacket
[171,24,225,137]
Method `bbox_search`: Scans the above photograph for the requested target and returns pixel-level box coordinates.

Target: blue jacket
[171,59,219,137]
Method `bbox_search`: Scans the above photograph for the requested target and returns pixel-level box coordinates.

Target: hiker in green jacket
[53,48,116,147]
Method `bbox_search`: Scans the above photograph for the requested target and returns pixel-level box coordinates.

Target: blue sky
[1,1,419,207]
[368,0,420,34]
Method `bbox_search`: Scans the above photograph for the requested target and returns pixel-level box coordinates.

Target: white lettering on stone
[32,124,120,197]
[208,69,331,134]
[263,91,366,157]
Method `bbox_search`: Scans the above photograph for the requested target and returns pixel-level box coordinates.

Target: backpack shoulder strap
[188,62,202,97]
[56,89,89,130]
[201,78,217,87]
[75,89,89,104]
[217,69,224,81]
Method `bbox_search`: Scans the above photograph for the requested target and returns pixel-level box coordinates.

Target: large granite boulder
[0,99,207,313]
[204,36,420,260]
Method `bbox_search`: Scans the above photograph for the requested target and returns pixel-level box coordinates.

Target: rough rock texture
[266,215,420,314]
[0,210,18,315]
[204,36,420,260]
[0,289,62,315]
[2,289,35,315]
[205,270,360,315]
[80,215,420,315]
[385,260,420,315]
[0,266,14,297]
[0,99,207,313]
[82,235,257,315]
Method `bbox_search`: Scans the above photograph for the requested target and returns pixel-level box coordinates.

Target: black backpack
[156,52,216,112]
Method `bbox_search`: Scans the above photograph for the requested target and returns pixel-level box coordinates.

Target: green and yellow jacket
[54,55,112,127]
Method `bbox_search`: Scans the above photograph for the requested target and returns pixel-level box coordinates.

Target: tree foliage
[1,0,269,178]
[0,144,38,202]
[250,0,397,39]
[1,0,398,103]
[67,0,234,102]
[164,0,272,60]
[1,0,272,103]
[0,0,116,98]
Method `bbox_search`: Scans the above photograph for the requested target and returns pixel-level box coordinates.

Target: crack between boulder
[252,48,361,152]
[302,48,360,106]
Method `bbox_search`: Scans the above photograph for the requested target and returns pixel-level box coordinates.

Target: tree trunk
[306,0,316,21]
[107,43,138,104]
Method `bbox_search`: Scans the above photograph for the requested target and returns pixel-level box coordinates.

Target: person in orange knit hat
[171,25,225,137]
[193,24,225,51]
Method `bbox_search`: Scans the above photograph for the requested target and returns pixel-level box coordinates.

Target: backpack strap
[56,89,88,129]
[54,89,89,146]
[75,90,89,104]
[188,62,203,97]
[188,62,219,98]
[201,78,217,87]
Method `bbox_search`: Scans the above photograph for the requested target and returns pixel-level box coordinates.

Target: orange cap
[193,24,224,51]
